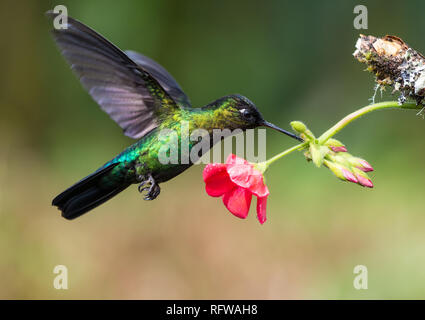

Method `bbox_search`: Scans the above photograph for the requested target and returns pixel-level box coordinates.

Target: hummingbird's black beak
[262,121,303,142]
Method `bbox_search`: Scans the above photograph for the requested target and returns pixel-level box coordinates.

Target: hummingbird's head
[225,94,265,129]
[211,94,302,141]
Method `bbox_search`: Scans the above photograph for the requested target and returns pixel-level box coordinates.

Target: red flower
[203,154,269,224]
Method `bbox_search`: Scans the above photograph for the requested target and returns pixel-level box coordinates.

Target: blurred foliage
[0,0,424,299]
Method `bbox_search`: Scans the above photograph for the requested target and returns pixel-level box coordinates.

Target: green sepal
[310,143,328,168]
[290,121,307,134]
[325,138,345,148]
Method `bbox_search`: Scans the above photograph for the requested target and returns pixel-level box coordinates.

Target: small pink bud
[342,169,358,183]
[342,155,374,172]
[352,168,374,188]
[324,160,357,183]
[325,138,347,152]
[355,174,374,188]
[330,146,348,153]
[357,159,374,172]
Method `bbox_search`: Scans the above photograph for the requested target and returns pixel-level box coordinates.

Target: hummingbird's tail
[52,163,131,220]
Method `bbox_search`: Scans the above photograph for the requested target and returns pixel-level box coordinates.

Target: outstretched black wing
[125,50,191,109]
[46,11,189,139]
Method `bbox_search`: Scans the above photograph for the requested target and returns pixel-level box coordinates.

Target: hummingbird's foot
[137,174,161,200]
[145,183,161,200]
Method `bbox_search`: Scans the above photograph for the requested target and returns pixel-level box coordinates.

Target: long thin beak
[262,121,303,142]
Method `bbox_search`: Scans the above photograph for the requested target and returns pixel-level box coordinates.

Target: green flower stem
[260,142,308,170]
[318,101,419,144]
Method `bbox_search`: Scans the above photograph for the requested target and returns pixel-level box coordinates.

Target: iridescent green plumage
[48,13,300,219]
[105,95,260,183]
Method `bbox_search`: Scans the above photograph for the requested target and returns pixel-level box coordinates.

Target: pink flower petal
[222,187,252,219]
[203,163,235,197]
[206,178,235,197]
[248,170,269,198]
[207,155,270,221]
[227,165,269,197]
[226,154,254,189]
[203,163,226,182]
[256,196,268,224]
[225,155,269,197]
[227,164,254,188]
[225,153,249,166]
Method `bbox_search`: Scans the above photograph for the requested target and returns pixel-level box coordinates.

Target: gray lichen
[353,34,425,105]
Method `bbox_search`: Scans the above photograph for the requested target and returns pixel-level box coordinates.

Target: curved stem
[261,142,308,169]
[259,101,420,171]
[318,101,419,144]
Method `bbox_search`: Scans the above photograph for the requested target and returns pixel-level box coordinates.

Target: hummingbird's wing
[46,11,184,139]
[125,50,191,109]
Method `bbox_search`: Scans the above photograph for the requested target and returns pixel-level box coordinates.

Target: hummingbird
[48,12,301,220]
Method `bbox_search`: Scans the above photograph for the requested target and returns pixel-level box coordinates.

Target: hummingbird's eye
[240,108,255,121]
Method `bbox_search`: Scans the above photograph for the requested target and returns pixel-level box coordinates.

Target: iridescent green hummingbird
[48,12,301,220]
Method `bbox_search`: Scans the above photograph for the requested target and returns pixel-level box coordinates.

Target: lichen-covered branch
[353,34,425,105]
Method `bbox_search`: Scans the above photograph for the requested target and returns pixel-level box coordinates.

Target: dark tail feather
[52,163,131,220]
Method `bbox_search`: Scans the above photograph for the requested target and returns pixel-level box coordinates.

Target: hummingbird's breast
[106,125,205,184]
[106,108,239,184]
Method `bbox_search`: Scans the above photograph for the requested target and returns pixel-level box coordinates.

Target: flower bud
[290,121,307,134]
[354,158,374,172]
[342,168,359,183]
[352,167,374,188]
[339,153,374,172]
[325,138,347,152]
[330,146,348,153]
[327,153,351,167]
[298,126,374,189]
[324,160,358,183]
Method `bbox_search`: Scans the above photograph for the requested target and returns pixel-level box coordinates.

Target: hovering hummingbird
[48,12,301,220]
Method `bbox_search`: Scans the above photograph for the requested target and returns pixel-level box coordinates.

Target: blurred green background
[0,0,424,299]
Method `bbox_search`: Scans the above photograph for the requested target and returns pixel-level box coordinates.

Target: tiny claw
[143,185,160,200]
[138,174,160,200]
[139,186,150,193]
[138,181,148,193]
